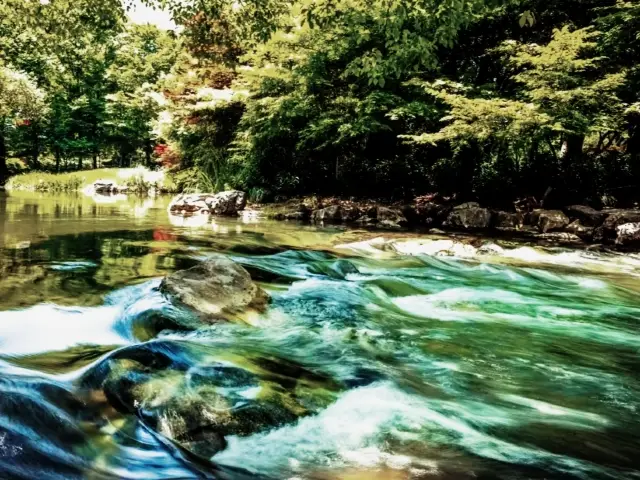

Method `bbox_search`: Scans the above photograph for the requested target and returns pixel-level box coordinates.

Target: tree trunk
[92,150,98,170]
[77,156,83,171]
[32,123,40,170]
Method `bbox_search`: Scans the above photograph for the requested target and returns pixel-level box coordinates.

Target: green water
[1,191,640,480]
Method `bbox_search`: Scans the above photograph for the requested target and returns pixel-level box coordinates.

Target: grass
[6,168,180,194]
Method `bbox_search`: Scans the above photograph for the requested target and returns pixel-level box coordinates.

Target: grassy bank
[6,168,179,194]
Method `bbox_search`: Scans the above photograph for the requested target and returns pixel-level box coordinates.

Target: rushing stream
[1,191,640,480]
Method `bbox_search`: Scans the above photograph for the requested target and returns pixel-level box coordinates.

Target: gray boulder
[615,222,640,246]
[536,232,582,243]
[597,210,640,243]
[414,202,451,226]
[444,205,493,230]
[564,205,607,227]
[208,190,247,215]
[355,215,377,227]
[169,191,247,216]
[160,255,269,320]
[532,209,570,233]
[92,179,120,195]
[311,205,342,224]
[376,207,408,229]
[565,220,594,240]
[493,211,524,229]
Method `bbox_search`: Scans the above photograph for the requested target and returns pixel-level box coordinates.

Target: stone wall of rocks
[269,199,640,248]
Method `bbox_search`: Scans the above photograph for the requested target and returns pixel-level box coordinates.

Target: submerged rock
[160,255,269,321]
[615,222,640,246]
[81,341,338,459]
[444,204,493,230]
[169,191,247,217]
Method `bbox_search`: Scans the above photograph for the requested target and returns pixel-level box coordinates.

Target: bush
[6,158,28,175]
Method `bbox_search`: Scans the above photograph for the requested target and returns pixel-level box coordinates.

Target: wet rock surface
[80,340,338,459]
[265,197,640,250]
[159,255,269,321]
[169,191,247,216]
[616,222,640,246]
[444,204,493,230]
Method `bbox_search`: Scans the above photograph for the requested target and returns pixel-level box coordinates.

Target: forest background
[0,0,638,207]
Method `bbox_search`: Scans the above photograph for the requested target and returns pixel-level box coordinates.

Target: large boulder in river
[615,223,640,246]
[444,204,493,230]
[531,209,569,233]
[564,205,607,227]
[160,255,269,321]
[169,191,247,216]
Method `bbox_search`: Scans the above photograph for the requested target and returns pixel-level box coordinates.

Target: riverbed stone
[565,220,594,239]
[311,205,342,224]
[593,210,640,243]
[341,205,363,223]
[376,207,408,229]
[564,205,607,227]
[413,202,450,226]
[444,205,493,230]
[82,341,338,460]
[533,209,570,233]
[93,179,120,194]
[536,232,582,243]
[493,211,524,229]
[169,191,247,216]
[159,255,269,321]
[615,222,640,246]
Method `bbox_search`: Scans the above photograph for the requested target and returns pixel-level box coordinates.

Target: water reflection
[1,191,640,480]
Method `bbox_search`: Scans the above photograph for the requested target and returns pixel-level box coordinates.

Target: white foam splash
[0,304,125,355]
[214,382,599,477]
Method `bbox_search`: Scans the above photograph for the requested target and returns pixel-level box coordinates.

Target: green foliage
[1,0,638,204]
[7,172,84,192]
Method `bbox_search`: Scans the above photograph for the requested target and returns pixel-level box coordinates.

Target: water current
[1,191,640,480]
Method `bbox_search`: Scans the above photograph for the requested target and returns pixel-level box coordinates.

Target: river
[1,191,640,480]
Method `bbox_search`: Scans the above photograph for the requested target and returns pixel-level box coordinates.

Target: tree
[0,66,46,180]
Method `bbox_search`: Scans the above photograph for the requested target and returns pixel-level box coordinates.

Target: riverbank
[5,167,178,194]
[252,196,640,251]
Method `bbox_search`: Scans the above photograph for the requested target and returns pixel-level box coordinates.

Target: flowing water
[1,191,640,480]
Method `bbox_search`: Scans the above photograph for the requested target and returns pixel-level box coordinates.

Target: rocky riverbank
[167,192,640,250]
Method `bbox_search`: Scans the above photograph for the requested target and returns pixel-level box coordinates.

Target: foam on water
[0,304,125,355]
[215,382,613,478]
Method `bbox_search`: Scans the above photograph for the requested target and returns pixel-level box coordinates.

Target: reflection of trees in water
[0,229,183,309]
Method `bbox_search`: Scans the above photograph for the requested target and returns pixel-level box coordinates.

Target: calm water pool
[1,191,640,480]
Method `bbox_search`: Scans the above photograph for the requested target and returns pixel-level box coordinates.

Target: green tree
[0,66,46,180]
